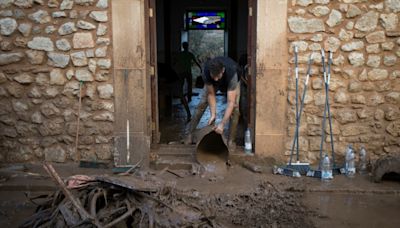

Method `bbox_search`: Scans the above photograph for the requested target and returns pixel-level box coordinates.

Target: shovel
[194,125,230,175]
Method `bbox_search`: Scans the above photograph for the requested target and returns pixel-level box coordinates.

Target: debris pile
[21,164,314,227]
[21,164,216,227]
[201,181,314,227]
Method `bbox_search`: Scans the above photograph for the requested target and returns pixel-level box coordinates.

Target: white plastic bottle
[321,154,333,180]
[244,128,252,154]
[345,145,356,177]
[359,146,367,175]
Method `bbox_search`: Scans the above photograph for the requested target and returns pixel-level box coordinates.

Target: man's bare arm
[206,84,217,125]
[215,89,237,134]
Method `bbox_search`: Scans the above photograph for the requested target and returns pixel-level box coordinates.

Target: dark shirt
[174,51,196,74]
[202,57,241,92]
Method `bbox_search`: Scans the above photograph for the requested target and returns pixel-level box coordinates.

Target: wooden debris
[42,163,96,223]
[21,164,217,228]
[166,169,185,178]
[242,161,262,173]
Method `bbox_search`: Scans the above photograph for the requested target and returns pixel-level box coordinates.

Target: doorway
[153,0,252,147]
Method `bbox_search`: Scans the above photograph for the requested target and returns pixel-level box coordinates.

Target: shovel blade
[195,126,229,174]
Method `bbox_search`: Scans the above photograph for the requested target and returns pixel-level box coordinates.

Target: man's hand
[214,122,224,134]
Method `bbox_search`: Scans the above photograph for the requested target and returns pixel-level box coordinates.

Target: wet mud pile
[181,181,315,228]
[21,164,314,227]
[21,164,215,227]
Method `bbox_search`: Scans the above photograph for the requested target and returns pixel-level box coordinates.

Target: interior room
[155,0,249,145]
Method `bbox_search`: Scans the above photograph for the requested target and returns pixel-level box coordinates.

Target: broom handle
[319,87,328,170]
[327,51,336,166]
[289,46,299,164]
[319,49,326,169]
[290,52,313,164]
[295,46,299,162]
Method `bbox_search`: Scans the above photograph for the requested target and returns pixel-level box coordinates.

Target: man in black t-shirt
[185,56,241,149]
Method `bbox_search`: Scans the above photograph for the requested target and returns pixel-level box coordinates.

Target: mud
[304,192,400,228]
[13,168,314,228]
[1,160,400,227]
[165,125,312,227]
[206,183,314,227]
[196,129,230,177]
[0,191,38,227]
[164,181,315,228]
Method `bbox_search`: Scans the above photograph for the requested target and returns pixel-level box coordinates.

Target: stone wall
[0,0,113,163]
[287,0,400,163]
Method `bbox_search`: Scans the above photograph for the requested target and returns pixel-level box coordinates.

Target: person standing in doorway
[185,56,242,150]
[173,42,202,102]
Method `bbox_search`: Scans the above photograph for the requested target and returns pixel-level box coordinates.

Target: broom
[274,48,313,177]
[286,48,313,175]
[307,49,342,178]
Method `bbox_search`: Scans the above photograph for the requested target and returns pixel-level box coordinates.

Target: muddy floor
[304,192,400,228]
[0,165,314,227]
[1,159,399,228]
[159,88,246,146]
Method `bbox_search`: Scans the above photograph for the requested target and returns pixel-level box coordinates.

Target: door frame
[247,0,257,145]
[147,0,160,145]
[148,0,258,147]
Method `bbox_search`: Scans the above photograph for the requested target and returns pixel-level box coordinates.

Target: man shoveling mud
[185,56,242,151]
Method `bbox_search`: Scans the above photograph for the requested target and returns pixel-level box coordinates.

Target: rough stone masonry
[0,0,113,163]
[287,0,400,163]
[1,0,400,165]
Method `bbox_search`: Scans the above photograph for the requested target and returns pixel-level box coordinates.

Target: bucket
[194,126,230,174]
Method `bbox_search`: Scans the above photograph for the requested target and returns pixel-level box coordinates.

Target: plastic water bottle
[359,146,367,174]
[321,154,333,180]
[344,144,352,173]
[244,128,252,154]
[345,145,356,177]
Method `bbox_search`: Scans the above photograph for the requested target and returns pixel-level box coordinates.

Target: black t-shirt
[202,57,241,92]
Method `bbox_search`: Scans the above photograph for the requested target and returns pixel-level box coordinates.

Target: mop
[274,49,313,177]
[307,49,341,178]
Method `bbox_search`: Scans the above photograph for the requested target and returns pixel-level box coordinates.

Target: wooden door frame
[146,0,160,145]
[247,0,257,146]
[254,0,289,159]
[147,0,260,149]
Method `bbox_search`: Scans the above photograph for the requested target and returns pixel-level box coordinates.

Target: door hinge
[152,122,156,131]
[149,8,153,18]
[249,7,252,17]
[150,65,155,76]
